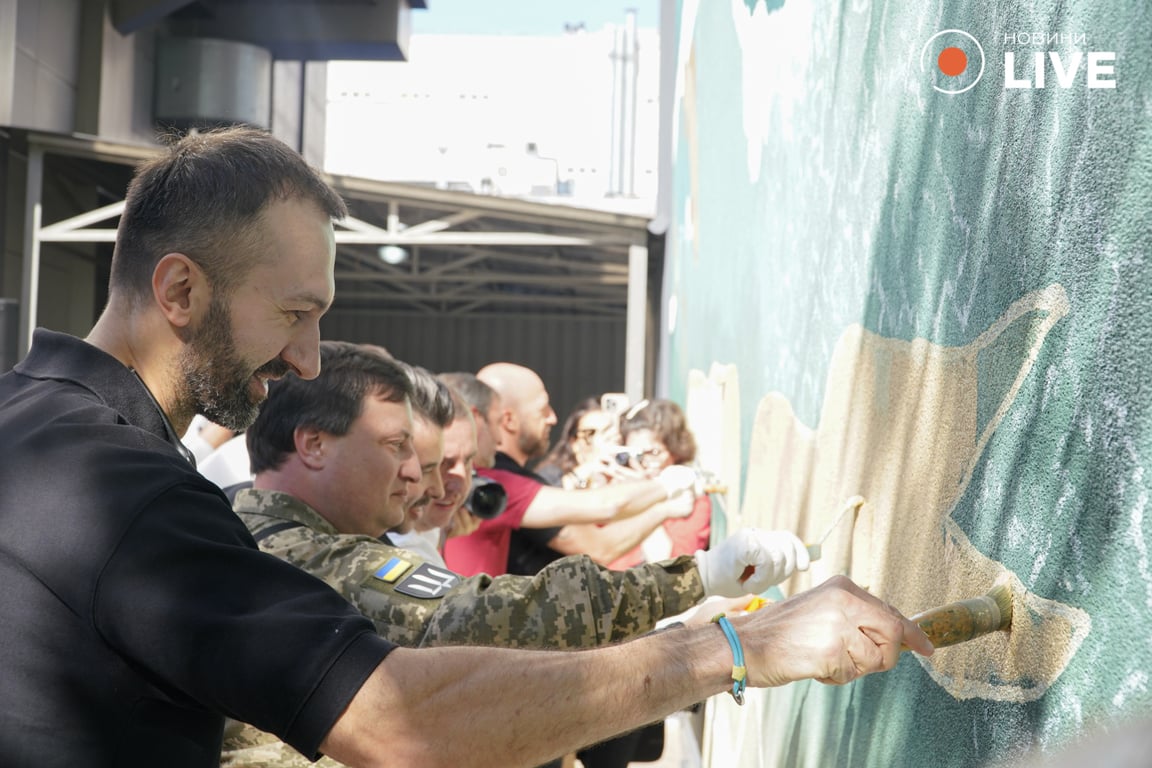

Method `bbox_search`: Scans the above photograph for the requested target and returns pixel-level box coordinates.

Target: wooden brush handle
[908,595,1003,649]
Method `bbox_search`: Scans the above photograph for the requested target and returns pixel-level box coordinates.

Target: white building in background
[325,15,660,215]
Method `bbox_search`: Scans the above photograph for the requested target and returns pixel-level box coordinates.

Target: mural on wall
[742,284,1089,704]
[665,0,1152,766]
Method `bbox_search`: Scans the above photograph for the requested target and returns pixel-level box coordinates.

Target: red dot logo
[937,46,967,77]
[920,30,985,94]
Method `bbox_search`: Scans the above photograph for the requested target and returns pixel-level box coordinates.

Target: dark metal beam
[109,0,195,35]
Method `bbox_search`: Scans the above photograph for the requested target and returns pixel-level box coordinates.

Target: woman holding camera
[536,397,632,490]
[609,398,713,571]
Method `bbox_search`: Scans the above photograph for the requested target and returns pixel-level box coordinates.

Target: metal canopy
[37,200,641,317]
[328,181,646,318]
[25,131,648,315]
[19,131,652,398]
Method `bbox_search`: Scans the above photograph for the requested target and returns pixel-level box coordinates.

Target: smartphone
[600,392,630,415]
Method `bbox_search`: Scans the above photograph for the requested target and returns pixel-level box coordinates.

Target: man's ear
[294,425,327,470]
[501,407,518,435]
[152,253,209,329]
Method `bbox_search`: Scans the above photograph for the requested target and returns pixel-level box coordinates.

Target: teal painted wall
[664,1,1152,765]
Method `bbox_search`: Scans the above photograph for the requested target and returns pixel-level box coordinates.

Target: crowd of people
[0,127,932,768]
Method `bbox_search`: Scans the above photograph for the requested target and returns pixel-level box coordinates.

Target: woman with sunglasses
[536,397,637,490]
[609,398,712,570]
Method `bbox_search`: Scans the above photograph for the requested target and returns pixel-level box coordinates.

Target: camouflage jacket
[234,488,705,650]
[223,488,705,767]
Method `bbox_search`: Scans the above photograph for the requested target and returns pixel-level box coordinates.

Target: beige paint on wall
[714,285,1089,704]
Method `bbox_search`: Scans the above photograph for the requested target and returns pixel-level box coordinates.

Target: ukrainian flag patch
[373,556,412,583]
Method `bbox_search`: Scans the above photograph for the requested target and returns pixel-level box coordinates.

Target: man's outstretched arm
[321,575,932,768]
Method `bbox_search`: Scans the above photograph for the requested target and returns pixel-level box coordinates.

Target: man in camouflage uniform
[222,340,812,767]
[235,342,709,650]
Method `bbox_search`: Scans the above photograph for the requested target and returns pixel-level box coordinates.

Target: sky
[411,0,660,35]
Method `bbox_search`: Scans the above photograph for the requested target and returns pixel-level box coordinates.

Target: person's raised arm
[545,493,694,565]
[319,575,933,768]
[520,466,697,528]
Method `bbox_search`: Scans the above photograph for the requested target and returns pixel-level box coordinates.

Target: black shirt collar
[493,451,525,472]
[493,450,547,483]
[16,329,196,466]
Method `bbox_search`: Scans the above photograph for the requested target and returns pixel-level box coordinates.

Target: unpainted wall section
[322,310,627,440]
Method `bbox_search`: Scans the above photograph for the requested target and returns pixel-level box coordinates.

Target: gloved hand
[694,528,811,597]
[656,464,699,498]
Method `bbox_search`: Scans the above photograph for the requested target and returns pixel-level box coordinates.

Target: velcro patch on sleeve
[373,556,413,583]
[394,563,461,599]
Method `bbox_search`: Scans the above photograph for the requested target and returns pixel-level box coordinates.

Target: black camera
[466,474,507,520]
[613,447,639,466]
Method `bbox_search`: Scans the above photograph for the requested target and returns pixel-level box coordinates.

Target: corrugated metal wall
[321,310,627,440]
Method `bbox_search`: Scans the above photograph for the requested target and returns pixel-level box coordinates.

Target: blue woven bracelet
[711,613,747,705]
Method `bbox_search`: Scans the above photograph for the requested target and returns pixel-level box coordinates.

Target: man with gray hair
[387,364,454,564]
[439,371,503,468]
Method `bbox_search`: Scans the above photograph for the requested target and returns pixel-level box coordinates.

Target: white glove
[656,464,699,498]
[694,528,811,597]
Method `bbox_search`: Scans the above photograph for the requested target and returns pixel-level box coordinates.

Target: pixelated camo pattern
[222,489,705,767]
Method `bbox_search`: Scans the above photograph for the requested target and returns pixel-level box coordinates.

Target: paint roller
[725,493,866,586]
[806,495,866,561]
[729,491,1014,649]
[689,463,729,502]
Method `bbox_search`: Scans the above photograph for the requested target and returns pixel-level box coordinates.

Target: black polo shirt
[0,330,395,767]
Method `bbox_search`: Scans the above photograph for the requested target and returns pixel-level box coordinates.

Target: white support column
[624,243,648,403]
[18,145,44,359]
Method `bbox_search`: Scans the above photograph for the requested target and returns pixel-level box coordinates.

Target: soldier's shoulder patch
[394,562,461,599]
[372,556,414,584]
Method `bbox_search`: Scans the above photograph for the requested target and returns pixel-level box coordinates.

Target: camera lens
[466,475,507,520]
[614,450,633,466]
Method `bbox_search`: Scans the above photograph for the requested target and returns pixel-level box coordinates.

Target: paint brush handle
[903,594,1006,651]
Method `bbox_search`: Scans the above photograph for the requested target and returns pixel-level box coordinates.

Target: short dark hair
[438,372,497,414]
[619,399,697,465]
[404,364,455,428]
[247,341,412,474]
[112,126,347,306]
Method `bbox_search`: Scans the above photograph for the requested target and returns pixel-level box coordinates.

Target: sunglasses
[575,428,601,444]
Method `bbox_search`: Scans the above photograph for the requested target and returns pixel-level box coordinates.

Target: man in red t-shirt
[443,363,699,577]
